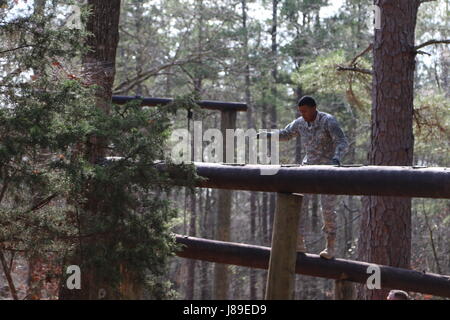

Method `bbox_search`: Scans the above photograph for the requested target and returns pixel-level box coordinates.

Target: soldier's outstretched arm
[257,118,300,141]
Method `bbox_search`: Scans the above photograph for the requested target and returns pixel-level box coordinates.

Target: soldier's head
[297,96,317,122]
[387,290,410,300]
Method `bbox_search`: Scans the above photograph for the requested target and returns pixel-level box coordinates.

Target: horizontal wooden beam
[112,96,247,112]
[159,162,450,199]
[175,235,450,298]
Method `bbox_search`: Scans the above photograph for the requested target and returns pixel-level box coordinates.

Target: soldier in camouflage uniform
[258,96,349,259]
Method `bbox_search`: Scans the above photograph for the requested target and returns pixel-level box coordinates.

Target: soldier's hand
[331,158,340,166]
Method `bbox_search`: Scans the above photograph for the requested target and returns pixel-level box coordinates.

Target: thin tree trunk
[267,0,279,243]
[186,190,197,299]
[422,202,442,275]
[249,192,257,300]
[269,0,278,130]
[0,249,18,300]
[187,0,205,297]
[344,115,356,256]
[268,195,276,243]
[260,95,269,245]
[133,1,145,96]
[200,189,211,299]
[261,193,268,245]
[295,87,303,164]
[242,0,257,299]
[310,194,319,233]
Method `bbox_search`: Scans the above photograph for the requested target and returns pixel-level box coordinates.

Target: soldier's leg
[319,194,338,259]
[297,194,309,252]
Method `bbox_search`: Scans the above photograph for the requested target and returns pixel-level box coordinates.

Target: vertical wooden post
[265,193,303,300]
[214,110,237,299]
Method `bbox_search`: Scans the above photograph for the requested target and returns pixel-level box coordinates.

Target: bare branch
[350,44,373,66]
[29,193,58,212]
[178,64,196,82]
[336,66,373,75]
[422,201,442,275]
[0,44,34,54]
[118,26,135,39]
[335,44,373,76]
[113,51,213,94]
[416,50,432,56]
[415,39,450,51]
[0,44,33,56]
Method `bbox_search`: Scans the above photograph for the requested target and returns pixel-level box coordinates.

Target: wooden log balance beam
[157,162,450,199]
[112,95,248,112]
[175,235,450,298]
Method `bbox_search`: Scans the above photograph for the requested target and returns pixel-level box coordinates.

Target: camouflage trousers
[298,194,337,239]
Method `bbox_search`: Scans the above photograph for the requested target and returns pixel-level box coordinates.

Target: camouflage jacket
[275,110,349,165]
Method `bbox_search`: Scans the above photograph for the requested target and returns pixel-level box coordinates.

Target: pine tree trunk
[357,0,420,300]
[59,0,122,300]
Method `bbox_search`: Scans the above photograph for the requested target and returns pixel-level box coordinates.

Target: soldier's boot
[319,235,336,260]
[297,234,307,253]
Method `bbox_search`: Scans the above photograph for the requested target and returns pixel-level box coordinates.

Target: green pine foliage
[1,0,197,299]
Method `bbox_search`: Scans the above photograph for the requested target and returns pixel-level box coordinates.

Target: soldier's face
[298,105,317,122]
